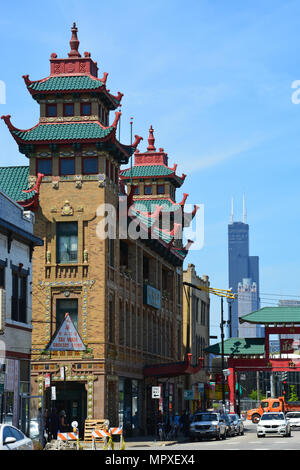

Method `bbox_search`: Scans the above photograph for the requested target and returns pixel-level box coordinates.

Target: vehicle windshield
[229,415,238,421]
[286,413,300,418]
[261,413,284,421]
[193,413,218,422]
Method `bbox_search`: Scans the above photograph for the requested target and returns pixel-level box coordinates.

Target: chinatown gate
[205,307,300,412]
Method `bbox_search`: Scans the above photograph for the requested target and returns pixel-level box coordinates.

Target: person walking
[37,407,45,448]
[50,408,59,440]
[58,410,69,433]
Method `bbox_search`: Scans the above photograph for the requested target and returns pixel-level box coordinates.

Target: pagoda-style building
[1,24,199,436]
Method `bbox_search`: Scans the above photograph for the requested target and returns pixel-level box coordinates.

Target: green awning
[240,307,300,325]
[205,337,265,356]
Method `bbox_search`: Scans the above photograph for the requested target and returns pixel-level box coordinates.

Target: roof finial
[147,125,156,152]
[68,22,81,57]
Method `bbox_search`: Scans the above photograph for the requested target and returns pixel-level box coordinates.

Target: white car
[257,412,291,438]
[286,412,300,428]
[0,424,34,450]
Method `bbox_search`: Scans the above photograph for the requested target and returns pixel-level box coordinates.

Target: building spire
[243,194,247,223]
[230,196,234,223]
[68,22,81,57]
[147,125,156,152]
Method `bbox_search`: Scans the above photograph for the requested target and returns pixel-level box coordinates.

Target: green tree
[288,385,298,402]
[248,390,265,401]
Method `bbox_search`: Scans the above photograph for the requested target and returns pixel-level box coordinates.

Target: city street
[126,422,300,451]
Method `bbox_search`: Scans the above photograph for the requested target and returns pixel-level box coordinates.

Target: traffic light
[282,380,288,397]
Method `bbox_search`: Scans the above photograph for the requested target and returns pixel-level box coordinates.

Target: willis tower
[228,196,263,338]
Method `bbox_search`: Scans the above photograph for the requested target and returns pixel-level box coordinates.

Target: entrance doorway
[45,382,87,437]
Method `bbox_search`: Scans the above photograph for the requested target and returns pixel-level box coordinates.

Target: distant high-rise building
[228,197,263,337]
[238,278,262,337]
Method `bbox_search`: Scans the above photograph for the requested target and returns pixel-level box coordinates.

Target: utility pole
[221,297,225,406]
[183,282,236,411]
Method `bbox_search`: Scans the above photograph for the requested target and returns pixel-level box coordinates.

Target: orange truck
[247,397,300,423]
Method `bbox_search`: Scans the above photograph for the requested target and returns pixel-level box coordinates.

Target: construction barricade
[92,426,125,450]
[57,432,80,450]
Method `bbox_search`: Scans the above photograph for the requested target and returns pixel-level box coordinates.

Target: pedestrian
[182,410,190,437]
[174,412,180,437]
[50,408,59,440]
[37,407,45,448]
[58,410,69,432]
[44,408,50,442]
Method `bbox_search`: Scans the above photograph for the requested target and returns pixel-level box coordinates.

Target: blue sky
[1,0,300,339]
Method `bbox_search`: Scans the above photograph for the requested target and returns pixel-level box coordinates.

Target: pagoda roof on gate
[240,307,300,325]
[205,337,265,356]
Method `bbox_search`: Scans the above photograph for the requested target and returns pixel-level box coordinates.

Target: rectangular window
[56,222,78,263]
[37,158,52,176]
[109,238,115,267]
[11,272,27,323]
[108,296,115,343]
[63,103,75,117]
[81,103,91,116]
[157,184,165,195]
[82,157,98,175]
[46,104,57,117]
[143,256,149,280]
[60,158,75,176]
[56,298,78,330]
[0,266,5,288]
[134,186,139,195]
[144,185,152,195]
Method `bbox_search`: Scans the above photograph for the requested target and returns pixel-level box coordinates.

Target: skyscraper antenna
[230,196,234,223]
[243,194,247,223]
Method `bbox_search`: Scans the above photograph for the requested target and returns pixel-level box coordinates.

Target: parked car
[286,411,300,428]
[257,412,291,438]
[189,412,227,441]
[228,413,244,436]
[0,424,34,450]
[220,414,236,437]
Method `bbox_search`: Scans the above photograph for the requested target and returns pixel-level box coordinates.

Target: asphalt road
[128,422,300,451]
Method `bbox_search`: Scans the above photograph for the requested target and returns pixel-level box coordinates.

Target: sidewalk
[81,434,188,450]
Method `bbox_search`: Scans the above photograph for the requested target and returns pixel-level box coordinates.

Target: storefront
[118,378,142,436]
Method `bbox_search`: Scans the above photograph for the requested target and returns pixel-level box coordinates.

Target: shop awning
[143,354,204,378]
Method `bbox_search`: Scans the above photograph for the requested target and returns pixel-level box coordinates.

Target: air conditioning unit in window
[0,289,5,334]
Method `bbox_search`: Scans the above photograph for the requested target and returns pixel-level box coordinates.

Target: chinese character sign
[280,339,294,354]
[47,313,86,351]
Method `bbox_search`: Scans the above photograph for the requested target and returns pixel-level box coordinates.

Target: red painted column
[228,367,235,412]
[265,326,269,360]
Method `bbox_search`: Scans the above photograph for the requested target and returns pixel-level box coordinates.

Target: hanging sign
[46,313,86,351]
[280,339,294,354]
[45,373,51,388]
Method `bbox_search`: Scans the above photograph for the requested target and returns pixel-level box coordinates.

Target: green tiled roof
[130,206,186,258]
[13,122,114,143]
[240,307,300,325]
[28,75,104,93]
[205,337,265,356]
[133,199,180,213]
[0,166,30,202]
[121,165,174,178]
